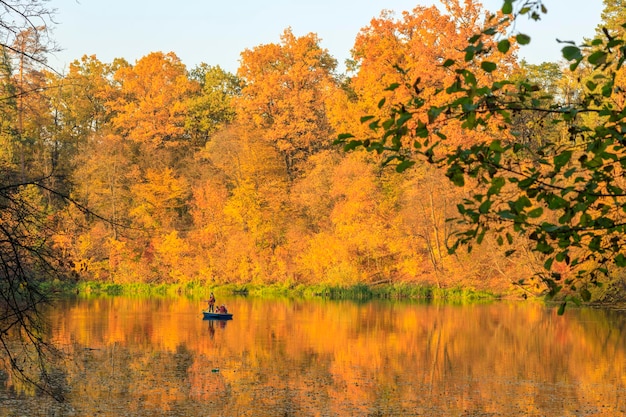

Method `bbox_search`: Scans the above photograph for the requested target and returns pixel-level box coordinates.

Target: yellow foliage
[130,167,189,230]
[110,52,198,149]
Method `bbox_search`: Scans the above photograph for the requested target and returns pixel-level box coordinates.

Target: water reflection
[206,318,230,339]
[0,296,625,416]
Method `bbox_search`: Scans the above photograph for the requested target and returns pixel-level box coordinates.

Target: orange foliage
[110,52,198,149]
[31,2,562,293]
[339,0,515,150]
[130,167,190,230]
[236,28,339,177]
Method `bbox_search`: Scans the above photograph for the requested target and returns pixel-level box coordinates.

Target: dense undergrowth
[41,279,500,303]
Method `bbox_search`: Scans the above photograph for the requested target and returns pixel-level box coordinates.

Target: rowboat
[202,311,233,320]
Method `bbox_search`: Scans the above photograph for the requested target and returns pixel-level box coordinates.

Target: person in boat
[207,292,216,312]
[217,304,228,314]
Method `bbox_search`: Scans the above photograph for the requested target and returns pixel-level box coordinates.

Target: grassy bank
[43,279,500,303]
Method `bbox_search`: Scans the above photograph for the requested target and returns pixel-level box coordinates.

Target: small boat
[202,311,233,320]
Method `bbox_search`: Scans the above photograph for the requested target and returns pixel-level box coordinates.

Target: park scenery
[1,0,626,415]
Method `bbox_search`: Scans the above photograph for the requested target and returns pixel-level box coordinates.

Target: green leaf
[536,241,554,254]
[569,296,582,307]
[502,0,513,14]
[516,34,531,45]
[443,59,455,67]
[547,195,568,210]
[528,207,543,218]
[343,140,363,151]
[497,210,516,219]
[602,79,614,97]
[562,45,582,61]
[487,176,505,196]
[615,253,626,267]
[360,115,375,123]
[489,140,505,152]
[557,302,566,315]
[396,112,412,127]
[517,177,537,190]
[588,236,602,252]
[447,165,465,187]
[477,229,486,244]
[415,126,428,138]
[587,50,607,66]
[579,213,591,227]
[497,39,511,53]
[481,61,497,73]
[553,150,572,171]
[479,200,493,214]
[428,106,445,123]
[395,160,415,173]
[336,133,354,141]
[580,288,592,302]
[514,196,532,210]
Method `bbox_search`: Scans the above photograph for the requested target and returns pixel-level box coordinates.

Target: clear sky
[47,0,604,74]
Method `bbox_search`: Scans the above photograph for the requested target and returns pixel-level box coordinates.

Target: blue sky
[47,0,604,74]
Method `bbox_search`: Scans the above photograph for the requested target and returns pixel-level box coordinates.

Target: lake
[0,295,625,416]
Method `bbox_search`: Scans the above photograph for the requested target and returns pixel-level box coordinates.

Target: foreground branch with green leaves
[337,0,626,312]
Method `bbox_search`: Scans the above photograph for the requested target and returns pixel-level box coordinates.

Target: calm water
[1,296,625,416]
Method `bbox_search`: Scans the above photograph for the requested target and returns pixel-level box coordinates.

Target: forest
[2,0,626,303]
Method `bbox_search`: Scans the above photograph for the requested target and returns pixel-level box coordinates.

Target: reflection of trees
[2,298,626,415]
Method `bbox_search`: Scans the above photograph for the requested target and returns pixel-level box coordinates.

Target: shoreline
[45,280,503,303]
[41,280,626,310]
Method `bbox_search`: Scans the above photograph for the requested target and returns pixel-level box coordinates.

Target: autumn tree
[186,64,240,146]
[0,47,18,166]
[597,0,625,36]
[197,125,291,283]
[58,56,136,281]
[4,27,57,183]
[237,28,339,179]
[324,152,400,284]
[508,61,571,149]
[0,1,73,398]
[187,173,229,283]
[52,55,118,142]
[337,0,514,154]
[59,56,134,280]
[589,0,626,110]
[0,175,66,398]
[130,167,190,231]
[109,52,197,153]
[339,0,626,308]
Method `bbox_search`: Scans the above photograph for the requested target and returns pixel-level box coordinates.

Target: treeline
[0,0,616,297]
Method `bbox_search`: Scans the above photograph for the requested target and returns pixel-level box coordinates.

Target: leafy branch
[337,0,626,310]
